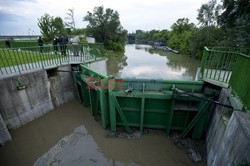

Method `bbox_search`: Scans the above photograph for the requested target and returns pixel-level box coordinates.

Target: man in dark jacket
[5,39,11,48]
[53,37,58,54]
[58,36,63,55]
[62,36,69,55]
[38,36,43,53]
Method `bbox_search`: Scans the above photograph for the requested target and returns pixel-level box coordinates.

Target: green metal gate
[73,65,110,128]
[74,64,215,139]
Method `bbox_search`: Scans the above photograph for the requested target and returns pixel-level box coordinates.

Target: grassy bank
[0,40,38,48]
[0,49,63,68]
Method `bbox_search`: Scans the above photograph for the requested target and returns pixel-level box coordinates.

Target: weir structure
[0,44,249,164]
[73,46,250,139]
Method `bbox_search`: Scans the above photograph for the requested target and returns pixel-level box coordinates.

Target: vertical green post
[140,97,145,133]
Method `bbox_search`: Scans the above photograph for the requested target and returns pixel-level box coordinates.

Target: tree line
[131,0,250,58]
[38,6,127,52]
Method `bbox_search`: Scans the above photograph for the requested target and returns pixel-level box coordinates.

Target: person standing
[62,36,69,55]
[58,36,63,55]
[72,35,80,56]
[4,39,11,48]
[38,36,43,53]
[53,37,58,54]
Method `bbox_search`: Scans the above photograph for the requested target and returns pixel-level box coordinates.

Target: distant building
[86,37,95,43]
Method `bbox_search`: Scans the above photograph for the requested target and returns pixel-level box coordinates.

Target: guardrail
[0,43,105,76]
[200,46,250,111]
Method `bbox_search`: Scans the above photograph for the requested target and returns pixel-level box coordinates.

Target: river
[106,44,200,80]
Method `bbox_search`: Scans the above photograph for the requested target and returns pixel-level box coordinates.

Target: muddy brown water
[0,100,203,166]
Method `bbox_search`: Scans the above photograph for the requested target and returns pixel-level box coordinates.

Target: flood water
[0,100,199,166]
[106,44,200,80]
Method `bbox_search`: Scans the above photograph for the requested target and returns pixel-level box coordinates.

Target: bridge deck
[0,56,105,79]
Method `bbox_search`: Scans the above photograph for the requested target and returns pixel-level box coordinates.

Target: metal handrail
[201,46,250,112]
[204,46,250,58]
[0,43,105,76]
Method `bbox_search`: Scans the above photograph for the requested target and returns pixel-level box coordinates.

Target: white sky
[0,0,209,35]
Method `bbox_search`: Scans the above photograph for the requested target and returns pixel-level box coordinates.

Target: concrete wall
[0,113,11,145]
[206,88,250,166]
[87,59,107,75]
[0,65,76,144]
[49,65,75,107]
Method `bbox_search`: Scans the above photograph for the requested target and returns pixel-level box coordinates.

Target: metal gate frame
[74,65,215,139]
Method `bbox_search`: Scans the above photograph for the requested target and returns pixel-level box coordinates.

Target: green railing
[200,47,250,111]
[229,53,250,111]
[0,43,105,76]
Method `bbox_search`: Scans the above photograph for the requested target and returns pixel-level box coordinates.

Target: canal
[0,45,204,166]
[106,44,200,80]
[0,100,199,166]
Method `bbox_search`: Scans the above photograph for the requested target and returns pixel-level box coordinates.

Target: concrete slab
[34,125,140,166]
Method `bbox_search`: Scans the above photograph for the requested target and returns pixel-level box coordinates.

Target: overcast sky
[0,0,209,35]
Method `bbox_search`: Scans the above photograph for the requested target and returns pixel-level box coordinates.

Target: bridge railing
[0,43,105,76]
[200,47,237,85]
[200,47,250,111]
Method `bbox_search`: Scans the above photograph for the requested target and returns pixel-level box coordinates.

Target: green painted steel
[74,65,215,139]
[229,54,250,112]
[200,47,250,112]
[200,47,237,86]
[108,79,210,138]
[74,64,110,128]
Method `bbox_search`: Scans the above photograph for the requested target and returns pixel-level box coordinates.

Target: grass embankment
[0,49,63,68]
[0,40,38,48]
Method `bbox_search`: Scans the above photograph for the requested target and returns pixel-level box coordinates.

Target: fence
[200,47,250,111]
[0,43,105,76]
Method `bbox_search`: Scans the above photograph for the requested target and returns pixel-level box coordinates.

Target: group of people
[38,35,80,56]
[52,36,69,55]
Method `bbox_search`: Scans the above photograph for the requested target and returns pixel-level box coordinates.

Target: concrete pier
[206,88,250,165]
[0,65,76,144]
[0,113,11,145]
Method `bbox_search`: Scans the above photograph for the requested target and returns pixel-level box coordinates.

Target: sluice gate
[73,65,219,139]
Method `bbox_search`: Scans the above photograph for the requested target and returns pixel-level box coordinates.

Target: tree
[197,0,222,27]
[37,13,65,42]
[65,8,76,31]
[83,6,127,51]
[219,0,250,46]
[167,18,196,54]
[190,26,222,58]
[52,17,65,36]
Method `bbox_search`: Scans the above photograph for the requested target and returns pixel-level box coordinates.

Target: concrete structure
[34,125,140,166]
[0,113,11,145]
[0,59,249,165]
[87,59,107,75]
[0,65,75,144]
[206,88,250,165]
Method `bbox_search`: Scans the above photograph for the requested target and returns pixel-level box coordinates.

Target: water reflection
[91,44,200,80]
[106,53,128,77]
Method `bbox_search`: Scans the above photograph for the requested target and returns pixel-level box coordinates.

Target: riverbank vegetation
[132,0,250,58]
[36,6,126,52]
[0,40,38,48]
[84,6,127,52]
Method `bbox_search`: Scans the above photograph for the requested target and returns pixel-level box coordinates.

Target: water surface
[0,100,195,166]
[106,44,200,80]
